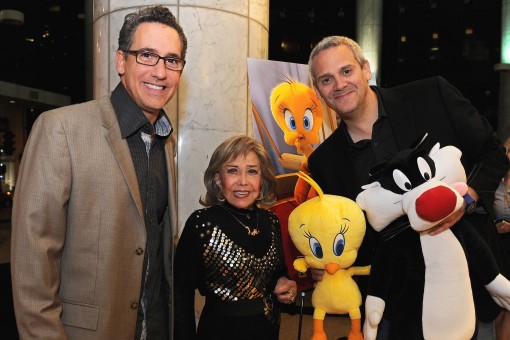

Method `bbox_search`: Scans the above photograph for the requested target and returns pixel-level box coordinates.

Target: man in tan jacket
[11,6,187,339]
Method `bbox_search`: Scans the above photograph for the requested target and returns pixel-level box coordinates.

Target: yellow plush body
[288,173,370,340]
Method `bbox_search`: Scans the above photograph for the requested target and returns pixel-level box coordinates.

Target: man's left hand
[428,207,464,236]
[429,186,478,236]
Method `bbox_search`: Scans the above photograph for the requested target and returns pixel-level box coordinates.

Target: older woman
[174,135,297,340]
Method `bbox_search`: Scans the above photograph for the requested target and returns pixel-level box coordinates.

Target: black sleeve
[456,219,500,285]
[269,211,289,283]
[173,213,203,340]
[437,77,508,211]
[454,218,503,322]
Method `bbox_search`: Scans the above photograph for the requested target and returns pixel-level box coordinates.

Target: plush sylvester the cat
[356,134,510,340]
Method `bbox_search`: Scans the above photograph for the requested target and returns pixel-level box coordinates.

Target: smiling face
[311,45,372,121]
[116,22,183,123]
[214,151,262,209]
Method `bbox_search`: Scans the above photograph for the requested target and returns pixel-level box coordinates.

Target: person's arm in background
[429,77,508,235]
[438,76,507,210]
[11,111,72,339]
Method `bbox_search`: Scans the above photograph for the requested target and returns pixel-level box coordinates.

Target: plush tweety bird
[288,172,370,340]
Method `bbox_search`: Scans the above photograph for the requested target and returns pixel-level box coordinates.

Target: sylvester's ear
[429,143,441,157]
[360,181,381,191]
[367,162,387,183]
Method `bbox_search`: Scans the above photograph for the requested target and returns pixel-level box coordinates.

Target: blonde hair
[200,135,277,207]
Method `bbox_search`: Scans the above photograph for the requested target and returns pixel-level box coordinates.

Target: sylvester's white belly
[420,230,475,340]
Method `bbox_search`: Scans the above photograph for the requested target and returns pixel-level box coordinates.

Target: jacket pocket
[61,300,99,330]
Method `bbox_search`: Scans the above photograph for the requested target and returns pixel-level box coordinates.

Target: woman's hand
[274,277,298,304]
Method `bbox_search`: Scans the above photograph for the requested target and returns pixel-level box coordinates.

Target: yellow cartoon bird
[269,79,323,159]
[269,79,324,203]
[288,172,370,340]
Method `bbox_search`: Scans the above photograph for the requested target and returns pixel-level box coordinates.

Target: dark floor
[1,262,347,340]
[0,206,19,340]
[0,262,19,340]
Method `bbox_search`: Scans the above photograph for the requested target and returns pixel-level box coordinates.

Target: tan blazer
[11,95,178,339]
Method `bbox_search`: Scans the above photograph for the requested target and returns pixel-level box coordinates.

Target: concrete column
[356,0,383,85]
[92,0,269,231]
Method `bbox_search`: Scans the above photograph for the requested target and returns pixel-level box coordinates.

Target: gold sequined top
[174,203,287,339]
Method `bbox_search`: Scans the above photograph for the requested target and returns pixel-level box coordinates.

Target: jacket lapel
[376,86,419,150]
[99,96,145,222]
[164,135,177,239]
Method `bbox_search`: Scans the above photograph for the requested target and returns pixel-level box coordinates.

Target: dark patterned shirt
[111,82,172,340]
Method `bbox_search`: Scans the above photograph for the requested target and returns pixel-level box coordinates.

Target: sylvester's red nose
[415,186,457,222]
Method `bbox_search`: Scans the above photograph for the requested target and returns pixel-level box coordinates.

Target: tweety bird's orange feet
[311,318,327,340]
[348,318,363,340]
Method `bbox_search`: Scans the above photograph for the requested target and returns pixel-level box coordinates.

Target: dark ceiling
[0,0,503,126]
[269,0,502,126]
[0,1,85,103]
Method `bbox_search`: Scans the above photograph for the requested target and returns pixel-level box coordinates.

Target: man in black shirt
[307,36,510,339]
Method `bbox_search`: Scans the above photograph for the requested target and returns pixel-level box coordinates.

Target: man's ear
[363,60,373,81]
[115,50,126,76]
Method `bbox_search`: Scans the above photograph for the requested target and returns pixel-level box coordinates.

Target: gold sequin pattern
[192,208,284,324]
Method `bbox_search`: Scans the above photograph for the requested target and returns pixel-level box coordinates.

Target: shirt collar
[111,82,173,138]
[340,87,386,148]
[371,85,388,118]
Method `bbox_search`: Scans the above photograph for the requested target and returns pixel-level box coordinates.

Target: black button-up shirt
[111,82,171,339]
[342,87,399,185]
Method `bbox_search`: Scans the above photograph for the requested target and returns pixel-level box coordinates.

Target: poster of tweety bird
[247,58,337,292]
[247,58,336,176]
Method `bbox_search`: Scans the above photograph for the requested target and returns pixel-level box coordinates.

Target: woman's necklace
[221,203,253,218]
[220,205,260,236]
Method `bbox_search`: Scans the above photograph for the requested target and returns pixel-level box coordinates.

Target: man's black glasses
[124,50,186,71]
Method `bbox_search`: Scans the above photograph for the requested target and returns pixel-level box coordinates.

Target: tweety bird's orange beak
[325,263,339,275]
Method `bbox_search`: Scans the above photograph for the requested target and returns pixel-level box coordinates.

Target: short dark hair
[200,135,277,207]
[118,5,188,60]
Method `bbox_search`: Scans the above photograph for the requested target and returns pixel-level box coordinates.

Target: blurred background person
[493,137,510,241]
[492,137,510,339]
